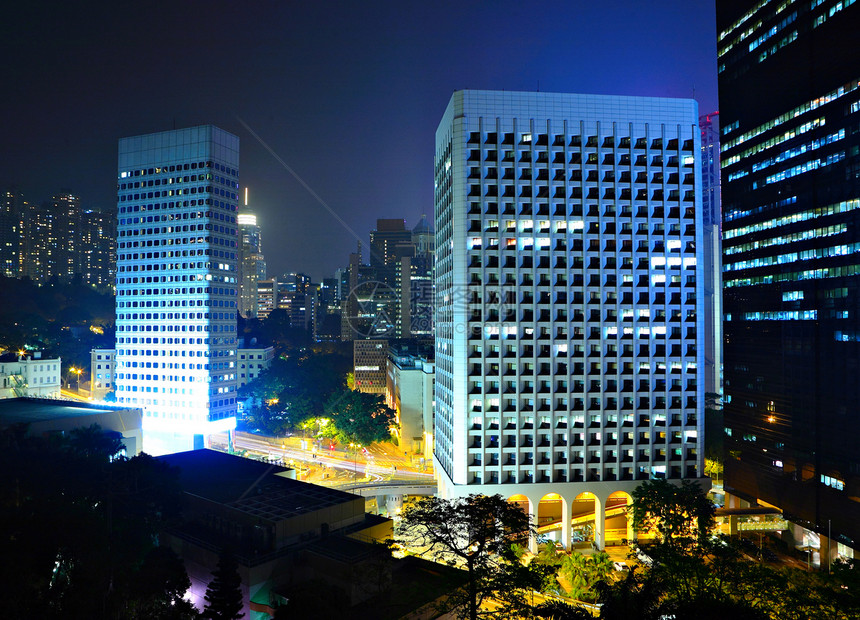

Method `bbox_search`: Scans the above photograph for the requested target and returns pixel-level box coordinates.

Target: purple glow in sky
[1,1,717,280]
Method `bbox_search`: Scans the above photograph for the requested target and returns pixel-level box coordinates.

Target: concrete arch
[605,490,635,546]
[535,492,567,550]
[507,493,538,553]
[570,491,600,548]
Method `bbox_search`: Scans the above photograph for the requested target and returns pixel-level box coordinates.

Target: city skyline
[1,1,718,280]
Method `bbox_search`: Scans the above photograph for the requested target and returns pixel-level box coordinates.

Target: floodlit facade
[115,125,240,454]
[0,353,61,399]
[434,90,706,548]
[719,0,860,558]
[386,343,435,460]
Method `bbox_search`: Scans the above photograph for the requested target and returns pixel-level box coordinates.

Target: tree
[559,551,613,602]
[0,425,186,619]
[202,550,244,620]
[630,478,715,546]
[324,388,397,445]
[398,494,550,620]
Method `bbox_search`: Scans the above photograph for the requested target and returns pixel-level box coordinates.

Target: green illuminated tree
[324,388,397,446]
[630,478,715,546]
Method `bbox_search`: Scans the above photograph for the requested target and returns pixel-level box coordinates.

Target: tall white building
[115,126,240,455]
[434,91,706,549]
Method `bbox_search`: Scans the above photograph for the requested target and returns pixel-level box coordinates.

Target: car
[762,548,778,562]
[614,561,628,571]
[635,549,653,566]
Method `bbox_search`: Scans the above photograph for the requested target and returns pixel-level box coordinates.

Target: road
[210,431,435,487]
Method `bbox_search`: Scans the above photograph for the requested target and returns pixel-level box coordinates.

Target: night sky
[2,1,717,281]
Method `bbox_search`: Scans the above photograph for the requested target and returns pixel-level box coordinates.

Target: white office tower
[434,91,706,549]
[115,126,240,455]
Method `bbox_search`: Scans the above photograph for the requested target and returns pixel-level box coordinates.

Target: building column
[561,497,572,550]
[593,497,605,550]
[625,495,635,543]
[529,497,539,554]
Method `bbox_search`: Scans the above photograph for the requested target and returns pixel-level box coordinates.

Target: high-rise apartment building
[237,191,266,318]
[115,125,240,455]
[0,190,25,276]
[1,188,114,287]
[434,90,705,549]
[718,1,860,557]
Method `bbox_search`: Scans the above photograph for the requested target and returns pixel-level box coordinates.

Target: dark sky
[1,1,718,281]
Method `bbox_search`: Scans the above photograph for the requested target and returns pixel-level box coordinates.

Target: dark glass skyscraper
[719,0,860,555]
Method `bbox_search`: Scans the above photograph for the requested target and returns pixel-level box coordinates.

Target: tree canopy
[238,348,351,435]
[0,424,191,619]
[398,494,555,620]
[630,478,715,546]
[323,388,397,446]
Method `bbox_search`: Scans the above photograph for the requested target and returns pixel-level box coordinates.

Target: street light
[69,367,82,392]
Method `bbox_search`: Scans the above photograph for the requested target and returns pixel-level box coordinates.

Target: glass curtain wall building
[434,90,706,549]
[115,126,240,455]
[719,0,860,554]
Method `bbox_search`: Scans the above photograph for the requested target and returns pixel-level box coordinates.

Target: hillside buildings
[434,90,707,548]
[718,0,860,558]
[114,125,240,455]
[0,189,115,287]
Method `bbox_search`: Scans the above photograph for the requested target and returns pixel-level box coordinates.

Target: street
[209,431,435,487]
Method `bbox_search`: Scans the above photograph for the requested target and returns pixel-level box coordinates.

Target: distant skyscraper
[0,189,24,277]
[115,125,240,455]
[256,278,278,319]
[699,113,722,398]
[237,189,266,318]
[434,90,706,549]
[394,216,435,338]
[369,218,412,286]
[719,1,860,558]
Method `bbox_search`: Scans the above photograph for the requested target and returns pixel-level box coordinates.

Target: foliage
[0,275,115,368]
[324,388,397,446]
[560,551,613,602]
[238,348,351,435]
[630,478,715,546]
[597,537,860,620]
[534,542,564,569]
[0,424,188,619]
[532,599,593,619]
[202,550,244,620]
[398,494,550,620]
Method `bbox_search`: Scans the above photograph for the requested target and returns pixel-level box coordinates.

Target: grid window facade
[114,126,240,450]
[434,91,705,495]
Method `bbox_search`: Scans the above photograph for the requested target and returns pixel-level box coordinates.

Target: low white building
[0,353,61,399]
[237,344,275,388]
[91,348,117,401]
[386,344,434,460]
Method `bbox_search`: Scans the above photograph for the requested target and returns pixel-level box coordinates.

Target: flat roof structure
[0,397,143,455]
[159,449,361,522]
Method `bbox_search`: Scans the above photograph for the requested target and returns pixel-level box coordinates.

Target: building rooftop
[0,397,132,426]
[158,449,361,522]
[412,215,434,234]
